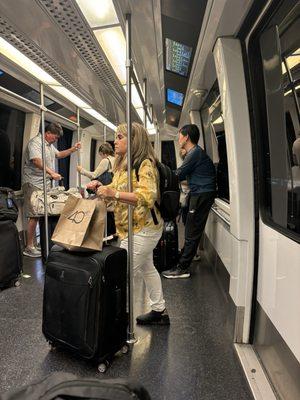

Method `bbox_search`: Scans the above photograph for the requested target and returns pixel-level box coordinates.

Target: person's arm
[56,142,81,159]
[79,158,109,179]
[176,148,200,181]
[97,160,158,206]
[77,166,93,179]
[31,158,61,180]
[134,160,158,208]
[96,186,137,206]
[86,170,116,193]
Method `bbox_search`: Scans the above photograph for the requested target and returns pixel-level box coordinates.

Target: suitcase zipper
[47,261,100,287]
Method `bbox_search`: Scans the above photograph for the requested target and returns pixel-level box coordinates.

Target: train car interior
[0,0,299,399]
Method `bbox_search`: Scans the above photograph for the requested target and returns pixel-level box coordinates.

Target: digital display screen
[167,88,184,106]
[165,38,192,77]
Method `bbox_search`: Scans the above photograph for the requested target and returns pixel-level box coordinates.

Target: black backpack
[135,160,180,222]
[0,372,151,400]
[0,187,18,222]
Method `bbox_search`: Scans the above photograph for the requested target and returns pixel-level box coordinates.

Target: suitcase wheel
[48,341,57,351]
[98,360,110,373]
[121,344,129,354]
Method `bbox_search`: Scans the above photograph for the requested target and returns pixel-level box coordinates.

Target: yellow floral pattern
[108,159,162,240]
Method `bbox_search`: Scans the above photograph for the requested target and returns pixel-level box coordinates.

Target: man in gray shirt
[23,122,81,257]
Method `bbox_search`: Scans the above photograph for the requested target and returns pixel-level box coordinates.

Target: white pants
[120,227,165,312]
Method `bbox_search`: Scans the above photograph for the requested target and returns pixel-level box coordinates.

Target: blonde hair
[114,122,157,171]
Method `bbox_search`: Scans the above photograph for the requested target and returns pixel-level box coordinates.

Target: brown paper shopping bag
[52,195,106,251]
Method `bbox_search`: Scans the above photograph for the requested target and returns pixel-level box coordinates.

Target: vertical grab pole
[126,13,136,344]
[143,78,147,129]
[76,107,82,191]
[40,83,49,259]
[104,125,107,142]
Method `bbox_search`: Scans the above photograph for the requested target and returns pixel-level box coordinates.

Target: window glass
[201,83,229,202]
[57,127,73,190]
[258,6,300,235]
[0,68,92,128]
[0,103,25,190]
[161,140,177,170]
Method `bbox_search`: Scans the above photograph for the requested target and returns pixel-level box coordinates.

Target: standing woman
[88,122,169,325]
[78,142,116,236]
[77,142,115,184]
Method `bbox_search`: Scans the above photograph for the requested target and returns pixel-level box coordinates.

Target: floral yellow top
[108,159,163,240]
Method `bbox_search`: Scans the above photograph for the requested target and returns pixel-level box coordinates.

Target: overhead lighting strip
[0,37,116,130]
[76,0,157,135]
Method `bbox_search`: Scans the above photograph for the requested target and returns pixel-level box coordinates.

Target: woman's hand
[86,180,101,192]
[77,165,83,173]
[96,186,116,200]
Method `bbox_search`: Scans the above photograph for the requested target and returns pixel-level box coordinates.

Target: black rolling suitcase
[0,220,22,289]
[39,215,60,261]
[42,245,128,371]
[153,220,179,273]
[0,372,151,400]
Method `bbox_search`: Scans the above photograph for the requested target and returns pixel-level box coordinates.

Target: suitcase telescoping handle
[49,177,64,189]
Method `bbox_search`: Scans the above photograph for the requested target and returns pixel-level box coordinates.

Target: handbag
[96,158,113,185]
[30,187,81,216]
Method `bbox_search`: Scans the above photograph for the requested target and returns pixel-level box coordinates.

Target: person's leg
[27,217,38,248]
[139,251,165,312]
[23,183,41,257]
[120,228,169,325]
[23,217,41,257]
[162,192,215,278]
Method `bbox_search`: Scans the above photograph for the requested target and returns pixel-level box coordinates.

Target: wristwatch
[114,190,120,200]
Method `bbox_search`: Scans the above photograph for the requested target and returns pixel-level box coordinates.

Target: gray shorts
[22,183,41,218]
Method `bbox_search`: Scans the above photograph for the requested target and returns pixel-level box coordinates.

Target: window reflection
[201,83,229,202]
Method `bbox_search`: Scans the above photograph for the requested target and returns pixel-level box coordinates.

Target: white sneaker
[23,246,41,258]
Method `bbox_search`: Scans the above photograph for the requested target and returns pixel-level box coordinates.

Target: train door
[247,1,300,398]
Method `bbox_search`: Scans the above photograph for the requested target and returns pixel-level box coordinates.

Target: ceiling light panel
[75,0,118,28]
[49,85,89,109]
[94,26,126,84]
[135,107,144,121]
[123,84,143,108]
[0,37,59,85]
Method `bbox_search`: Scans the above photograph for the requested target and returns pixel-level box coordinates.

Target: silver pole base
[126,333,138,344]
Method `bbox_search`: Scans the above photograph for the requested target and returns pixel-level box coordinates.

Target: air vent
[0,15,94,106]
[38,0,126,103]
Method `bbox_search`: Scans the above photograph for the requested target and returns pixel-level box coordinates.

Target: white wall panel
[213,38,255,341]
[258,221,300,363]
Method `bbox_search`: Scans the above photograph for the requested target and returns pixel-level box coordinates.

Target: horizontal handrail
[211,205,230,226]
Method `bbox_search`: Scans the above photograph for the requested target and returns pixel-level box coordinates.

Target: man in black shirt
[163,124,216,279]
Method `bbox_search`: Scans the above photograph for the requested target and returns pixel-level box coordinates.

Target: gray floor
[0,253,253,400]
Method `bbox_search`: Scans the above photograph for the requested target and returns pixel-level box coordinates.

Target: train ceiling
[0,0,254,137]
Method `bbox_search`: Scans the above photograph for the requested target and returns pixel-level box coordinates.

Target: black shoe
[136,309,170,325]
[162,265,190,279]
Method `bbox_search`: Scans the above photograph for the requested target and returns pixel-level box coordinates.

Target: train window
[56,127,73,190]
[0,103,25,191]
[253,2,300,236]
[0,68,91,128]
[161,140,177,170]
[0,69,40,104]
[201,83,229,202]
